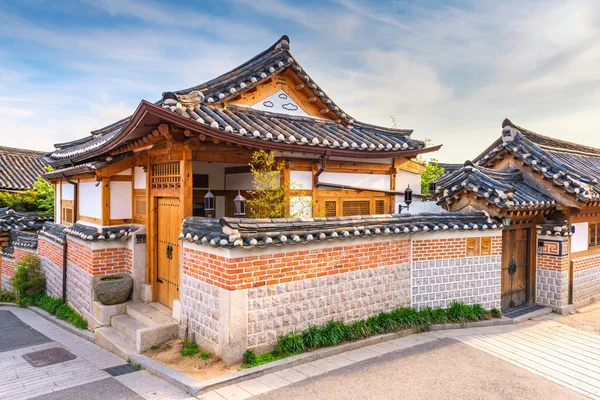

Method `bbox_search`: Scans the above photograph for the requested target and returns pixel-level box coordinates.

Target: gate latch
[508,259,517,275]
[166,245,173,259]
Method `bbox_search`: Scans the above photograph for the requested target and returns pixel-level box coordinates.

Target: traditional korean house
[434,119,600,313]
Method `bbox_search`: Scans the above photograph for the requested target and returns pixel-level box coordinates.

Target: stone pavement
[198,318,600,399]
[0,307,193,400]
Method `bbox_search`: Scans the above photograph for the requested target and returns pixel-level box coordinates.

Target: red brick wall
[66,238,132,276]
[2,256,15,278]
[412,236,501,261]
[537,253,570,272]
[183,239,411,291]
[39,238,64,269]
[573,253,600,273]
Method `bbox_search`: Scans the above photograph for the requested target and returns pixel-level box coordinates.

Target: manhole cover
[22,347,77,367]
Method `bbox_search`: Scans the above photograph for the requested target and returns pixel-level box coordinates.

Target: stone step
[149,302,173,317]
[127,302,175,328]
[112,314,145,343]
[94,327,136,361]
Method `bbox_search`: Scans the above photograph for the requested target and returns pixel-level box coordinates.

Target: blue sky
[1,0,599,162]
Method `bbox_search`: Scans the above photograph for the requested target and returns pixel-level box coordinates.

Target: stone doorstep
[129,317,515,396]
[509,306,553,323]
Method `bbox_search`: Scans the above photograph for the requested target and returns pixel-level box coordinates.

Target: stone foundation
[66,261,93,317]
[412,255,501,310]
[180,274,221,345]
[39,238,64,298]
[247,262,410,348]
[572,254,600,305]
[536,269,569,308]
[1,256,14,292]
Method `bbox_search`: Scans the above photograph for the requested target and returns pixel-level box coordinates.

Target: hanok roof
[0,207,51,232]
[434,162,555,210]
[45,36,439,175]
[0,146,48,191]
[180,212,500,249]
[474,119,600,202]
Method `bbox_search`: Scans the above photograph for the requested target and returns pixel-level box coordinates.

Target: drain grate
[22,347,77,367]
[503,304,545,319]
[103,363,139,377]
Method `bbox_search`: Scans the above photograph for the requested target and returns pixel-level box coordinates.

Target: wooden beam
[101,178,110,225]
[96,156,136,178]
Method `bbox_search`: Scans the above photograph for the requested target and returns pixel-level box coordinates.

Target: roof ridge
[515,124,600,157]
[0,145,47,156]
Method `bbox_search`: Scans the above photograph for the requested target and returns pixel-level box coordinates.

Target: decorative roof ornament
[501,118,520,143]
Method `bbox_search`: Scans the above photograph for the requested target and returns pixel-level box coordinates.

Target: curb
[132,317,513,396]
[0,302,95,343]
[511,307,553,324]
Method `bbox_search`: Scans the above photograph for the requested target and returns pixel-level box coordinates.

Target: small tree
[247,150,287,218]
[31,177,54,214]
[12,254,46,303]
[421,160,445,196]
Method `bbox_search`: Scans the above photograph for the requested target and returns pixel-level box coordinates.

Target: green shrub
[300,325,323,350]
[320,321,347,347]
[274,331,305,356]
[243,349,257,364]
[200,350,211,360]
[12,255,46,302]
[26,293,88,330]
[490,308,502,318]
[0,290,16,303]
[180,338,200,357]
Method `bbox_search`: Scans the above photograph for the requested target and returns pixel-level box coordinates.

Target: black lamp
[204,190,215,218]
[429,180,437,194]
[398,185,413,213]
[234,191,246,217]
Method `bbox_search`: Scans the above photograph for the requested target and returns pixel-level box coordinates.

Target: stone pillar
[536,234,570,311]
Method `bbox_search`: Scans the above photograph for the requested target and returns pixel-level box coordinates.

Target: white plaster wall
[116,168,132,176]
[62,182,75,200]
[290,196,312,218]
[225,173,254,191]
[192,162,225,189]
[396,170,422,195]
[55,184,61,223]
[134,166,146,189]
[110,181,132,219]
[395,198,444,214]
[216,196,225,218]
[79,182,102,219]
[572,222,589,253]
[320,172,390,190]
[290,171,312,190]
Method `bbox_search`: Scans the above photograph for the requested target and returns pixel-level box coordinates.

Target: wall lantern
[428,180,437,194]
[234,190,246,217]
[502,215,511,228]
[397,185,413,213]
[571,225,576,234]
[204,189,215,218]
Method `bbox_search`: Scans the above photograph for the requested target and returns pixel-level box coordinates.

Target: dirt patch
[559,302,600,335]
[143,339,239,381]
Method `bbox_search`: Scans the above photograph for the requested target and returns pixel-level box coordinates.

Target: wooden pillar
[101,178,110,226]
[311,161,319,217]
[180,146,193,221]
[282,160,291,217]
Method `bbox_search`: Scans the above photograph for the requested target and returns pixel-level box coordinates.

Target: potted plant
[92,273,133,305]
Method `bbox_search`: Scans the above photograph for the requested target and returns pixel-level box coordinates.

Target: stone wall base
[40,256,63,298]
[536,269,569,309]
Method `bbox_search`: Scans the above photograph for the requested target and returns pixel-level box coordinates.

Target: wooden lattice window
[325,201,337,217]
[61,200,74,226]
[590,223,599,249]
[481,237,491,256]
[134,189,147,222]
[466,238,480,256]
[151,162,180,190]
[375,200,385,214]
[342,200,370,216]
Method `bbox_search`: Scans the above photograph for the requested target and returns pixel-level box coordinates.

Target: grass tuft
[180,338,200,357]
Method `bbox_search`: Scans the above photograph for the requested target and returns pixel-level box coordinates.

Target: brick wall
[66,238,132,276]
[572,253,600,305]
[38,237,64,298]
[183,240,411,291]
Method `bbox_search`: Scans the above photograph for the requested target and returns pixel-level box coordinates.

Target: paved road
[0,307,192,400]
[254,337,586,400]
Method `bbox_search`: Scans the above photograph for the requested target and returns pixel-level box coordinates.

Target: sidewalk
[0,307,193,400]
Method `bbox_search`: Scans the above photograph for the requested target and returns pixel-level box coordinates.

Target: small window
[193,174,209,189]
[466,238,480,256]
[61,200,74,226]
[481,237,491,256]
[342,200,370,216]
[375,200,385,214]
[325,201,337,217]
[590,223,599,249]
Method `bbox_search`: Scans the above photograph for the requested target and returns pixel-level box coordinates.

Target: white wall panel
[571,222,588,253]
[54,184,61,223]
[62,182,75,200]
[134,166,146,189]
[116,168,132,176]
[320,172,389,191]
[79,182,102,219]
[396,170,422,195]
[290,171,312,190]
[290,196,312,218]
[110,181,132,219]
[226,173,255,191]
[193,162,225,189]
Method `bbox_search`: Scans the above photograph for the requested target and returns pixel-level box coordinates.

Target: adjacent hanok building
[434,119,600,312]
[0,146,48,193]
[27,36,512,363]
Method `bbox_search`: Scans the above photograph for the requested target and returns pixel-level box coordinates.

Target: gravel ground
[558,302,600,335]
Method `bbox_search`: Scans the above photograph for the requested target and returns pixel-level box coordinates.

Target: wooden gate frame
[502,223,537,306]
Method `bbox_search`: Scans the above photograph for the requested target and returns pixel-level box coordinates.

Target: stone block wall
[536,237,570,309]
[180,274,221,345]
[1,255,14,292]
[572,253,600,305]
[411,235,502,310]
[38,237,64,298]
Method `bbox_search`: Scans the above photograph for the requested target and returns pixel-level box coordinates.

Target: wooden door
[156,197,180,308]
[501,228,529,309]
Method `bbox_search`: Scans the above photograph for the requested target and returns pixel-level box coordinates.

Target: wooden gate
[156,197,180,308]
[501,228,529,310]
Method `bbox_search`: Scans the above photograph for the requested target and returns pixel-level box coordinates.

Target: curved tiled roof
[536,220,571,237]
[0,207,50,232]
[63,223,140,241]
[180,212,500,249]
[434,162,555,210]
[475,119,600,202]
[47,36,432,167]
[0,146,48,191]
[38,222,66,244]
